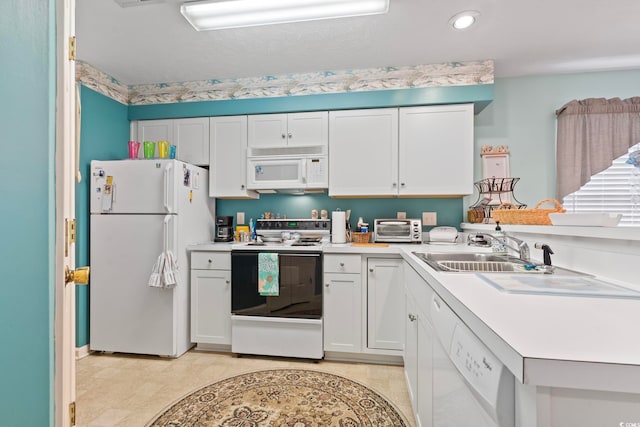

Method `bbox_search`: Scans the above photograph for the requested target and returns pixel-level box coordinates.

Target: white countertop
[188,240,640,393]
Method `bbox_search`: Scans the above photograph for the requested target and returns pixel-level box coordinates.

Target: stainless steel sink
[412,252,587,275]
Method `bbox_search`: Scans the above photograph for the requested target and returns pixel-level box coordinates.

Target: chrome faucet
[468,232,530,262]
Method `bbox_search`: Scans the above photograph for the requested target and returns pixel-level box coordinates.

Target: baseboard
[324,351,404,366]
[193,343,232,352]
[75,345,91,360]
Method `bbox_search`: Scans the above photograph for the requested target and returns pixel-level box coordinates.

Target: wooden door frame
[54,0,77,425]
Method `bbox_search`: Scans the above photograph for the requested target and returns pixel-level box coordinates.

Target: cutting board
[351,243,389,247]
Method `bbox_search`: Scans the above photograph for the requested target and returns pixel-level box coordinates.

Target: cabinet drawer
[191,251,231,270]
[324,254,361,274]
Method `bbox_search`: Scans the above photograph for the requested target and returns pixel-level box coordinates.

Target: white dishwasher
[431,294,514,427]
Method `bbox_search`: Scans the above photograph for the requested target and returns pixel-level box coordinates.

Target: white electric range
[230,219,331,359]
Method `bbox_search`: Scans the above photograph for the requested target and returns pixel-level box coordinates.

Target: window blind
[563,144,640,226]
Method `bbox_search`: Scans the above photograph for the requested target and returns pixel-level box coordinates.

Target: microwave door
[248,159,304,189]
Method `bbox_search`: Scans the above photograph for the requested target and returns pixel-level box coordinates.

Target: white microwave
[247,156,328,191]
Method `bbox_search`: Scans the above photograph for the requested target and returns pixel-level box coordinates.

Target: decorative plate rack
[467,177,526,223]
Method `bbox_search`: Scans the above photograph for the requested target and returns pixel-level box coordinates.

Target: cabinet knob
[226,280,230,284]
[401,182,406,187]
[369,268,374,272]
[392,182,397,187]
[208,259,212,263]
[408,314,417,322]
[288,133,292,138]
[281,133,286,139]
[325,283,330,287]
[339,262,344,267]
[241,184,245,189]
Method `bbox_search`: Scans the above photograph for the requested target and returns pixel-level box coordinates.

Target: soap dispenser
[492,221,507,253]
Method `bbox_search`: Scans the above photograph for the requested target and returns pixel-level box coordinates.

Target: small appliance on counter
[215,216,234,242]
[428,226,459,244]
[373,218,422,243]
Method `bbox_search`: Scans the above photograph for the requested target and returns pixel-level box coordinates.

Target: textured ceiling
[76,0,640,85]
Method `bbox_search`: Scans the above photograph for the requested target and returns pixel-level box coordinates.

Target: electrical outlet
[422,212,437,225]
[397,211,406,219]
[237,212,245,225]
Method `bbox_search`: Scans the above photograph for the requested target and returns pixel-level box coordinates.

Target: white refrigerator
[89,159,214,357]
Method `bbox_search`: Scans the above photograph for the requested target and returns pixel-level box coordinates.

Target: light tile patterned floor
[76,350,416,426]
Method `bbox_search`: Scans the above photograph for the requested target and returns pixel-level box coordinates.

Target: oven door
[231,250,322,319]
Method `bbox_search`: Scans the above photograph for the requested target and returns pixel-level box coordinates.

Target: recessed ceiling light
[449,10,479,30]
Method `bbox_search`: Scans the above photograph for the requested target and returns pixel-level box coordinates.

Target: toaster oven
[374,219,422,243]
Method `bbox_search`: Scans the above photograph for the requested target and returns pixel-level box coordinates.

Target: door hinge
[65,219,76,257]
[68,36,76,61]
[69,401,76,426]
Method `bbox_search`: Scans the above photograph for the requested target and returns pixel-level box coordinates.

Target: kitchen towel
[258,253,279,296]
[331,211,346,243]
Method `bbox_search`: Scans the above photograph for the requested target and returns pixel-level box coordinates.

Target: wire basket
[351,232,371,243]
[492,199,566,225]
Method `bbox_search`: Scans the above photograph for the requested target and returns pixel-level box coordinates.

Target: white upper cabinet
[329,105,474,197]
[209,116,258,199]
[137,119,173,149]
[329,108,399,196]
[173,117,210,166]
[135,118,209,166]
[399,104,474,196]
[248,112,328,148]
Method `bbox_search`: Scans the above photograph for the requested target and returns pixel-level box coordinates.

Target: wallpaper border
[77,60,494,106]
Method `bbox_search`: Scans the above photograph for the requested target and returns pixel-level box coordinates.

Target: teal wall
[0,0,56,425]
[129,85,494,119]
[473,69,640,209]
[216,195,463,230]
[76,86,129,347]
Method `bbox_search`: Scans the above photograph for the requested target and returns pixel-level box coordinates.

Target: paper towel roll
[331,211,346,243]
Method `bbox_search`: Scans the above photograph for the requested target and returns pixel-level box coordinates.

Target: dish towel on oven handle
[258,252,279,296]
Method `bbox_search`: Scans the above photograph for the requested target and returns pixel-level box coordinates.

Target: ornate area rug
[147,368,409,426]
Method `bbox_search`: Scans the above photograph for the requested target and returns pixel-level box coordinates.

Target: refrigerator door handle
[163,215,173,253]
[163,162,174,213]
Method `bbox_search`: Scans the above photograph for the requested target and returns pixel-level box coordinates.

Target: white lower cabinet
[323,272,362,352]
[405,264,434,427]
[190,251,231,345]
[367,257,404,351]
[323,254,361,352]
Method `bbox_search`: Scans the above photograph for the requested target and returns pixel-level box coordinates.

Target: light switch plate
[422,212,437,225]
[397,211,406,219]
[237,212,245,225]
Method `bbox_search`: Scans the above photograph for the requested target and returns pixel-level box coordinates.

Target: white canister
[331,211,346,243]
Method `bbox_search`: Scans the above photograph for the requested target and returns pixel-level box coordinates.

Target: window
[563,143,640,226]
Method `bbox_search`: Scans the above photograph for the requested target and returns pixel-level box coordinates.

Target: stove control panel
[256,219,331,232]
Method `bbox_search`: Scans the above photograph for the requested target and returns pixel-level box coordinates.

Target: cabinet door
[174,117,210,166]
[417,315,434,427]
[323,272,362,353]
[405,293,419,408]
[209,116,258,199]
[399,104,474,196]
[190,269,231,345]
[286,112,328,147]
[247,114,288,147]
[137,119,174,157]
[329,109,399,196]
[367,258,404,351]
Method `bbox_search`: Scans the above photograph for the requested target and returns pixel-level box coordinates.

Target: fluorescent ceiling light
[449,10,479,30]
[181,0,390,31]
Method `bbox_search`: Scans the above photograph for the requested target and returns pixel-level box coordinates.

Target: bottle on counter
[249,218,256,241]
[491,221,507,253]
